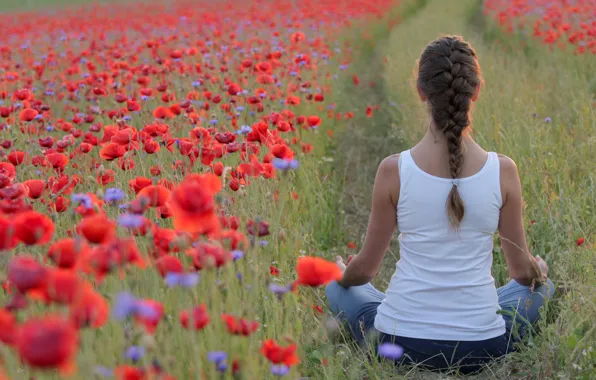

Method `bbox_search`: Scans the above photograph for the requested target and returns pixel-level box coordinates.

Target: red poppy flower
[76,213,116,244]
[168,174,221,235]
[189,243,232,270]
[270,266,280,276]
[69,284,109,329]
[47,238,89,269]
[0,309,16,345]
[0,162,16,180]
[306,115,321,127]
[129,177,153,194]
[296,256,343,287]
[99,143,127,161]
[14,210,55,245]
[261,339,300,366]
[7,255,48,294]
[180,304,210,330]
[154,255,184,277]
[35,269,85,305]
[19,108,38,122]
[7,151,28,166]
[221,314,259,336]
[153,106,174,119]
[135,299,163,334]
[15,315,79,374]
[45,153,69,171]
[22,179,46,199]
[137,185,170,208]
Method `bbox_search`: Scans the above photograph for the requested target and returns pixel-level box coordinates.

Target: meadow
[0,0,594,379]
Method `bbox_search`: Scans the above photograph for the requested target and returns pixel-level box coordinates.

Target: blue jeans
[325,279,555,374]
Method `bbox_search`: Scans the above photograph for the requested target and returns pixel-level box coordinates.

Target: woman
[325,35,555,374]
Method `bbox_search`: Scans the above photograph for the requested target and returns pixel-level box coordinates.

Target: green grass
[0,0,594,379]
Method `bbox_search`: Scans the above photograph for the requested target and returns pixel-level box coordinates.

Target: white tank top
[374,150,506,341]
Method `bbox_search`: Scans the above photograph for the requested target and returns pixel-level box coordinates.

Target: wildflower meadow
[0,0,594,379]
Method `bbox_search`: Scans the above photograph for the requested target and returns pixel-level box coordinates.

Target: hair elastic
[452,179,460,187]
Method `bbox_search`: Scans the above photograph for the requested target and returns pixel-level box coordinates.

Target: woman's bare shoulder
[378,154,401,177]
[497,153,519,178]
[378,154,401,206]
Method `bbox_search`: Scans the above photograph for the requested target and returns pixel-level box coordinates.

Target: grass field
[0,0,594,379]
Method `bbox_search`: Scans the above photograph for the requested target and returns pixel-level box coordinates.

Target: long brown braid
[416,35,482,228]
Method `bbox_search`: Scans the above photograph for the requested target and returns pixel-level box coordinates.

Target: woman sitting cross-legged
[325,35,555,375]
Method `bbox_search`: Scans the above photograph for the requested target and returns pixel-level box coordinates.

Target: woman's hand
[535,255,549,280]
[335,255,347,272]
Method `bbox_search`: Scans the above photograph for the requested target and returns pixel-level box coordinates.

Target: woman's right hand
[535,255,549,280]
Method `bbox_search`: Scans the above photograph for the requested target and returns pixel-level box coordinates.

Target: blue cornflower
[272,158,299,171]
[207,351,227,363]
[270,364,290,376]
[164,272,200,288]
[231,250,244,261]
[113,292,139,320]
[377,343,404,360]
[269,283,293,299]
[124,346,145,362]
[237,125,252,135]
[94,366,114,377]
[72,193,93,209]
[105,188,125,203]
[118,213,145,229]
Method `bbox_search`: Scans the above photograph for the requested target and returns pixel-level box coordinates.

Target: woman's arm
[497,155,546,286]
[338,155,400,288]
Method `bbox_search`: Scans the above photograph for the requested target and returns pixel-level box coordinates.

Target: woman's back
[374,149,507,341]
[326,35,551,373]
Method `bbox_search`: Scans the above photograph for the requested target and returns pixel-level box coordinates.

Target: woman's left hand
[335,255,347,272]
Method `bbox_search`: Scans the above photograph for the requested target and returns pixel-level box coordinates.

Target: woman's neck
[419,121,475,151]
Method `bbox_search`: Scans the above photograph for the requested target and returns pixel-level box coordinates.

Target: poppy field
[484,0,596,55]
[0,0,595,379]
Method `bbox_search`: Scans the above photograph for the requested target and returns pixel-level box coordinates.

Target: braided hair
[416,35,482,228]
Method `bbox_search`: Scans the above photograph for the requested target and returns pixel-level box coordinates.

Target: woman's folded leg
[325,281,386,344]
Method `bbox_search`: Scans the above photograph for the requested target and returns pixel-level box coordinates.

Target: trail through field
[334,0,595,378]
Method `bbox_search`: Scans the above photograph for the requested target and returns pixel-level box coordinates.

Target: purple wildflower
[272,158,299,171]
[270,364,290,376]
[164,272,200,288]
[72,193,93,209]
[269,283,293,299]
[124,346,145,362]
[118,213,144,229]
[237,125,252,134]
[113,292,157,321]
[216,361,228,372]
[231,250,244,261]
[207,351,227,363]
[113,292,139,320]
[94,366,114,377]
[544,117,552,123]
[377,343,404,360]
